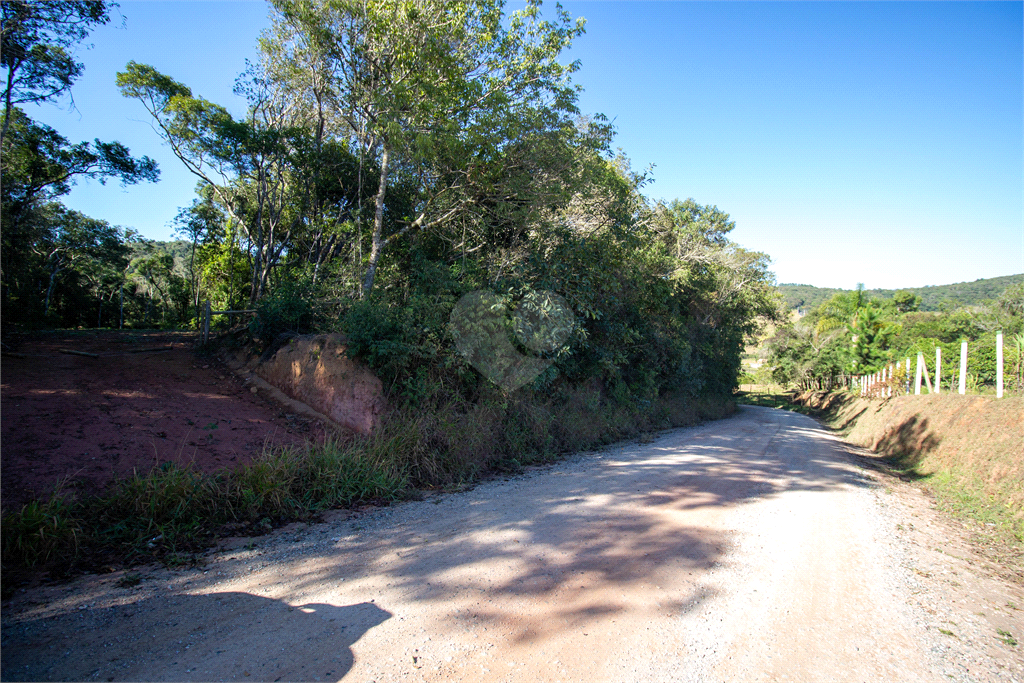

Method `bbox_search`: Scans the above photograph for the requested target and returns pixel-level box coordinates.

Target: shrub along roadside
[1,391,733,590]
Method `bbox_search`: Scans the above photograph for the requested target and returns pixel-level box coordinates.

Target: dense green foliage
[779,274,1024,313]
[3,0,779,409]
[766,281,1024,393]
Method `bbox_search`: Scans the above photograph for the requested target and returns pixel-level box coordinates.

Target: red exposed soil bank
[793,390,1024,524]
[1,330,330,513]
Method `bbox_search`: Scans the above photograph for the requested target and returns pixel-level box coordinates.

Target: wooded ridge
[779,274,1023,313]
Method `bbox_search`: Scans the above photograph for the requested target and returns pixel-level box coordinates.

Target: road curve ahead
[2,406,970,682]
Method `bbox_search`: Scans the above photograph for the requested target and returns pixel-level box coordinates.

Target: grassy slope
[779,273,1024,312]
[1,391,734,589]
[793,391,1024,544]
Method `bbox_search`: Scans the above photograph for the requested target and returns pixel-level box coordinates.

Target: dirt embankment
[793,391,1024,533]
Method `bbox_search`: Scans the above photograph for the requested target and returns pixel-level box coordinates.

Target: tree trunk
[362,144,390,298]
[190,237,201,330]
[44,266,62,317]
[228,227,237,311]
[1,63,18,146]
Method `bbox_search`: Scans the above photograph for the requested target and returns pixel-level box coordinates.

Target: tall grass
[2,390,732,584]
[2,491,81,570]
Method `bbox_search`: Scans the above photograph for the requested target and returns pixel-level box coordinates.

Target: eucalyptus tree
[173,195,227,326]
[268,0,589,296]
[117,62,313,305]
[0,0,113,143]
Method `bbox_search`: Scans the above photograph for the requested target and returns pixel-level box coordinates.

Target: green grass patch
[2,391,733,586]
[997,629,1018,647]
[917,468,1024,547]
[1,490,82,570]
[2,438,408,588]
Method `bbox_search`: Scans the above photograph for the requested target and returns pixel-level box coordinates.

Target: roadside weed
[997,629,1018,646]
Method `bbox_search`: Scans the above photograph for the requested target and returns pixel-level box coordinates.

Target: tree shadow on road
[230,406,872,640]
[3,405,872,665]
[1,593,390,682]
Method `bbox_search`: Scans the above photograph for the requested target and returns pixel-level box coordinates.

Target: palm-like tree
[814,283,865,337]
[849,305,896,373]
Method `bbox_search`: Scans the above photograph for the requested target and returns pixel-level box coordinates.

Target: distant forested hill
[778,274,1024,312]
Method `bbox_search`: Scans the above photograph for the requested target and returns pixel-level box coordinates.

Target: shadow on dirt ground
[1,407,876,680]
[1,592,390,682]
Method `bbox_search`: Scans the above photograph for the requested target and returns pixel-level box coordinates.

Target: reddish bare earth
[1,330,330,513]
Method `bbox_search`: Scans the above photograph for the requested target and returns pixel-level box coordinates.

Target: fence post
[905,357,911,394]
[935,348,941,394]
[997,331,1004,399]
[959,340,968,395]
[203,300,211,345]
[921,352,929,395]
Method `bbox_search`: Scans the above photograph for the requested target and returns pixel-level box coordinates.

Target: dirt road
[3,406,1022,682]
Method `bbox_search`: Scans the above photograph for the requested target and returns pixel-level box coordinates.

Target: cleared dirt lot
[3,406,1021,682]
[1,330,329,512]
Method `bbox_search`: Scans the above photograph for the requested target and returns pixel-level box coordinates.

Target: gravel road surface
[3,405,1022,682]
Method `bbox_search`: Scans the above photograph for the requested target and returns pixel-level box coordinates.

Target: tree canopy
[5,0,785,408]
[1,0,113,142]
[765,281,1023,391]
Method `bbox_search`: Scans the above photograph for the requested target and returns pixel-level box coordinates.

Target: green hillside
[779,274,1024,312]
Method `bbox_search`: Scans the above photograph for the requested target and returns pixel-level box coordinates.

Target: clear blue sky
[25,1,1024,291]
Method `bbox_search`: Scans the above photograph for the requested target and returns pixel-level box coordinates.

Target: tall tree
[173,194,226,326]
[270,0,588,296]
[849,304,896,373]
[1,1,159,323]
[117,62,314,305]
[0,0,114,143]
[0,106,157,310]
[1,106,158,231]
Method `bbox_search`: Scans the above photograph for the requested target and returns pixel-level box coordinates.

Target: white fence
[856,333,1006,399]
